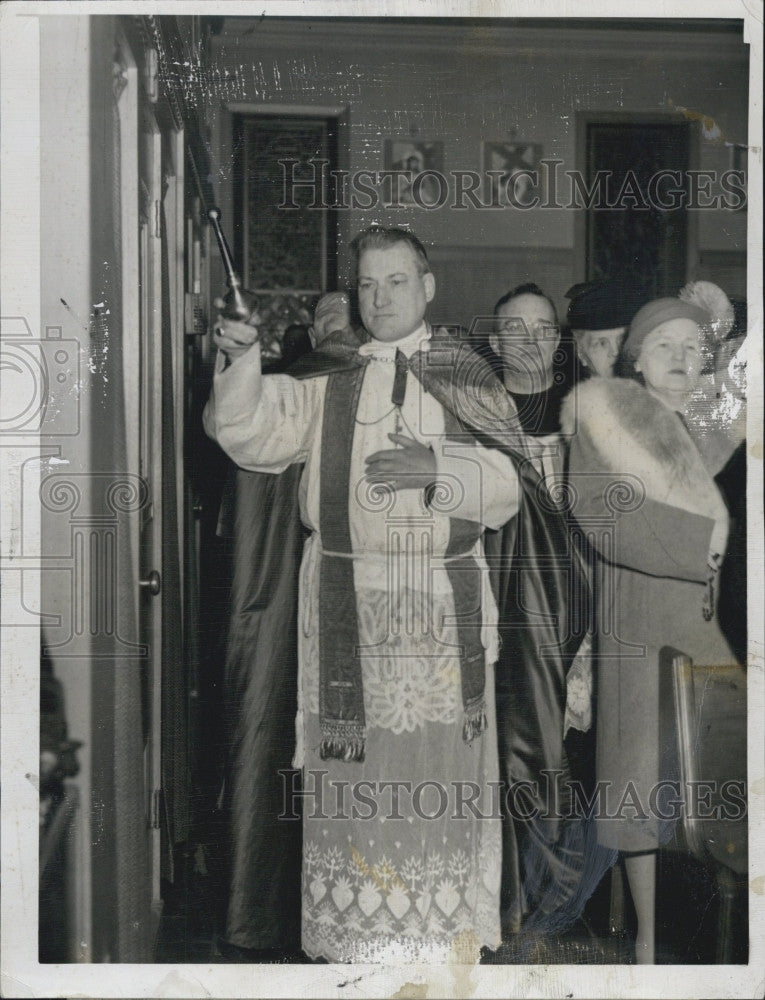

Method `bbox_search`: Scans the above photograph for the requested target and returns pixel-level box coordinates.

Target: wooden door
[137,98,164,906]
[578,117,694,297]
[115,29,164,917]
[116,21,191,935]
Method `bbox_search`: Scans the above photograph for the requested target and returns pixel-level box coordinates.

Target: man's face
[357,243,435,343]
[491,293,560,381]
[576,327,627,378]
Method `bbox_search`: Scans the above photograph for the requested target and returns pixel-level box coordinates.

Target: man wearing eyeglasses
[488,282,565,485]
[483,282,600,937]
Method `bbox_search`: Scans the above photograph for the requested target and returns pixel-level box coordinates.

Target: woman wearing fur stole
[561,297,736,963]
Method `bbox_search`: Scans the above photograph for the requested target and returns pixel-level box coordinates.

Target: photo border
[1,2,762,998]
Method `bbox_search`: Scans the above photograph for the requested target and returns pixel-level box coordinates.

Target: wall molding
[213,18,748,64]
[227,101,348,117]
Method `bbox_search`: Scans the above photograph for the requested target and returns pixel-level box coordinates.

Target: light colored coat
[563,377,735,852]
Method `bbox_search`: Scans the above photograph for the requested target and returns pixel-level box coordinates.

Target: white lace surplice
[300,575,503,963]
[205,325,519,962]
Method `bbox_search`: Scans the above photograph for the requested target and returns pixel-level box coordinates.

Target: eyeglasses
[496,319,560,340]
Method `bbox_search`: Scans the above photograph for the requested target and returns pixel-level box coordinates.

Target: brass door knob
[139,570,161,596]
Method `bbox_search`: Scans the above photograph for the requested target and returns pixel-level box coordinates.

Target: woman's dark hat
[565,278,647,330]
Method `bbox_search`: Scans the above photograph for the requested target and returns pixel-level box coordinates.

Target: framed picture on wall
[482,140,542,207]
[383,139,444,205]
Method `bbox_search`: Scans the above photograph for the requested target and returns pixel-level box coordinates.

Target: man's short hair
[351,226,431,275]
[494,282,558,323]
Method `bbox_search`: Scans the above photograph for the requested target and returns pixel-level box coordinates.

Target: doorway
[575,116,696,298]
[231,112,340,355]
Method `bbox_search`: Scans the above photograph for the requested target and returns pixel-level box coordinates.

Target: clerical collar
[358,322,430,360]
[503,369,555,396]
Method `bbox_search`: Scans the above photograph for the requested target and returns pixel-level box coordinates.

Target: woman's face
[576,327,627,378]
[634,318,703,396]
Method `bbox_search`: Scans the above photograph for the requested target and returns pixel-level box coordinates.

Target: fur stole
[561,377,727,522]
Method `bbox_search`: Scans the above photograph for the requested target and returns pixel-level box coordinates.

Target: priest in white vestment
[204,227,520,963]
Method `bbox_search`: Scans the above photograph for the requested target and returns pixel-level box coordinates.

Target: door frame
[216,101,350,291]
[117,28,164,914]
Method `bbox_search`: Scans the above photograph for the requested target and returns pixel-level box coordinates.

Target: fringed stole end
[462,699,488,744]
[320,722,366,762]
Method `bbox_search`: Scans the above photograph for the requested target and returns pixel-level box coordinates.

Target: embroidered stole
[318,359,488,762]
